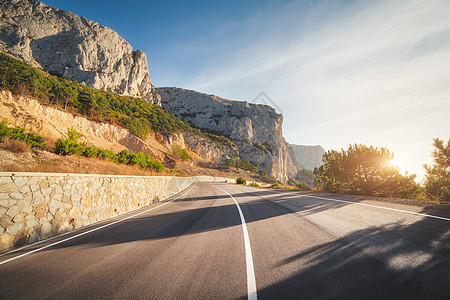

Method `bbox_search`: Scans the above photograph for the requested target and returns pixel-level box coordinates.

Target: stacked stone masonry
[0,173,231,253]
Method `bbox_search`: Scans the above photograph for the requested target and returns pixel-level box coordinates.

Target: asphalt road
[1,182,449,299]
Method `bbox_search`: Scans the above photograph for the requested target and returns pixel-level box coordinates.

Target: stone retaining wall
[0,172,232,253]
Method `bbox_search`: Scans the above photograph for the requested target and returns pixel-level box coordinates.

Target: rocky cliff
[0,0,160,104]
[158,87,298,182]
[289,144,325,170]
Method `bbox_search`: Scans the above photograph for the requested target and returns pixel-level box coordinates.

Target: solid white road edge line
[214,185,258,300]
[262,189,450,221]
[0,185,194,266]
[304,194,450,221]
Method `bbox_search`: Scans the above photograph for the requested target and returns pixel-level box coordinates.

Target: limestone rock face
[159,87,298,182]
[289,144,326,170]
[0,0,160,104]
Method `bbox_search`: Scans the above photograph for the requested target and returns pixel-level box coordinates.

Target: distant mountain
[0,0,160,104]
[289,144,325,170]
[159,87,298,182]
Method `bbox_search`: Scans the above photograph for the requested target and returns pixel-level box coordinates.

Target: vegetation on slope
[0,120,164,172]
[0,52,235,148]
[0,119,46,149]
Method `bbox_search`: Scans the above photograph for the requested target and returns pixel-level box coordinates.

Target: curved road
[0,182,449,299]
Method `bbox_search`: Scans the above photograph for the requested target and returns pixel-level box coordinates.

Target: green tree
[314,144,419,198]
[55,128,85,155]
[172,145,191,161]
[424,138,450,203]
[236,176,246,185]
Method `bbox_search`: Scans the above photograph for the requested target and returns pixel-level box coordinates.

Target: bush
[424,138,450,203]
[116,149,164,171]
[236,176,246,185]
[0,119,47,149]
[55,128,85,156]
[98,149,118,162]
[296,182,311,191]
[272,181,282,189]
[226,158,259,174]
[83,146,99,158]
[258,169,268,177]
[172,145,191,161]
[3,139,30,153]
[248,182,260,187]
[146,159,164,172]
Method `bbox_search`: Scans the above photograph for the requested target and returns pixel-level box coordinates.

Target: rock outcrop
[159,87,298,182]
[289,144,326,170]
[0,0,160,104]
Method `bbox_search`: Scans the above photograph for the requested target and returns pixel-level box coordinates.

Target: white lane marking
[214,185,257,300]
[260,189,450,221]
[0,186,194,266]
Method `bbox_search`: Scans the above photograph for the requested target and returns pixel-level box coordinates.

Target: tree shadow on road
[254,207,450,299]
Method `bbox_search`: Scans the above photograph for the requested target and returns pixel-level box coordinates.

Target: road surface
[1,182,449,299]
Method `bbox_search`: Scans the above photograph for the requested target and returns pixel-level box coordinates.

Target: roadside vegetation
[313,142,449,204]
[0,119,46,149]
[0,52,235,148]
[423,138,449,204]
[236,176,246,185]
[314,144,419,199]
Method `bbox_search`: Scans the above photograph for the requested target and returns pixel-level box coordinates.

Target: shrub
[248,182,260,187]
[98,149,118,162]
[55,128,85,155]
[236,176,246,185]
[0,119,46,149]
[226,158,259,173]
[146,159,164,172]
[258,169,268,177]
[424,138,450,203]
[296,182,311,191]
[272,181,282,189]
[117,149,131,164]
[172,145,191,161]
[4,139,30,153]
[83,146,99,158]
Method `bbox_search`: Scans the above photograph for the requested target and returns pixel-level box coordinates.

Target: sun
[388,156,401,168]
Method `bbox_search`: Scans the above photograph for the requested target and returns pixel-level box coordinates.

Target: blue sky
[43,0,450,180]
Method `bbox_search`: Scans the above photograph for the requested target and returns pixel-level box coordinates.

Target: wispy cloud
[161,0,450,179]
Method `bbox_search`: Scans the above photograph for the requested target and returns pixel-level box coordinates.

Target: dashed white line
[214,185,258,300]
[0,185,194,266]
